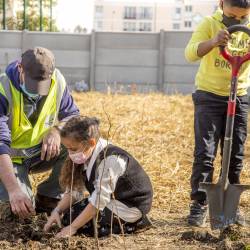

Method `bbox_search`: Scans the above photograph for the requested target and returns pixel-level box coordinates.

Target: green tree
[74,25,87,34]
[0,0,58,31]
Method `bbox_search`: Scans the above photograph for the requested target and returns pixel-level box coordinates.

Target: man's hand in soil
[9,188,35,218]
[41,127,61,161]
[55,225,77,238]
[43,209,62,232]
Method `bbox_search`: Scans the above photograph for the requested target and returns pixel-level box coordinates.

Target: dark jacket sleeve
[58,86,80,121]
[0,93,11,155]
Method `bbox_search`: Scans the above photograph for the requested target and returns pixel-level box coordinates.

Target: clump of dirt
[0,201,13,221]
[0,211,48,243]
[214,225,248,250]
[181,225,250,250]
[216,239,245,250]
[0,203,96,249]
[220,225,246,242]
[0,205,250,250]
[181,228,218,243]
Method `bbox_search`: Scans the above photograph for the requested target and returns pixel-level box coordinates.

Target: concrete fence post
[89,30,96,90]
[157,29,165,92]
[21,29,29,53]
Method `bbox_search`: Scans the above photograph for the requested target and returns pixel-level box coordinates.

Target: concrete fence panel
[163,31,199,94]
[0,30,200,94]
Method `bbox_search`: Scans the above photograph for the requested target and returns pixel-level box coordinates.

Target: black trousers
[62,199,141,237]
[190,90,248,202]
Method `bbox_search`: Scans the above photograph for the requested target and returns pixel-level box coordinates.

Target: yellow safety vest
[0,68,66,163]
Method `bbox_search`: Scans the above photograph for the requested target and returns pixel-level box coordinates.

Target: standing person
[0,47,79,218]
[44,116,153,237]
[185,0,250,227]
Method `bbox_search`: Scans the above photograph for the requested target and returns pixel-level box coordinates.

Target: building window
[173,7,182,20]
[124,7,137,19]
[95,5,103,13]
[185,5,193,12]
[173,23,180,30]
[95,5,103,18]
[184,21,192,28]
[175,7,181,14]
[139,22,152,32]
[123,22,136,31]
[95,21,103,30]
[138,7,153,19]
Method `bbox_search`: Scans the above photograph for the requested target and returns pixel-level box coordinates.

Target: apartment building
[94,0,219,32]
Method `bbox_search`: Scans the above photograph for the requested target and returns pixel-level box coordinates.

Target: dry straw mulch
[74,92,195,212]
[31,91,250,215]
[26,92,250,249]
[33,92,196,211]
[71,92,250,210]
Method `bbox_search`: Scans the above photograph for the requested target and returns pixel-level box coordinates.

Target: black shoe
[137,215,152,228]
[117,215,153,234]
[35,194,60,215]
[133,215,152,232]
[188,201,208,227]
[62,199,89,226]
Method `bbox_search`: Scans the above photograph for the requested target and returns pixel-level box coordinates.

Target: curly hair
[60,116,100,143]
[59,116,100,191]
[59,158,85,191]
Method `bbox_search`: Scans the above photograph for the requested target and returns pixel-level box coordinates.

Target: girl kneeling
[44,116,153,238]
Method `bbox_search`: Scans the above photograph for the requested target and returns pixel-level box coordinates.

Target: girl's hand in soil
[55,225,77,238]
[43,209,62,232]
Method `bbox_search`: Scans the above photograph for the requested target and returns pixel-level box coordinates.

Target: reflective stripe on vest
[0,69,66,161]
[0,74,11,103]
[0,74,13,127]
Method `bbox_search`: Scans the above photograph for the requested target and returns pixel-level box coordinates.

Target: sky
[54,0,95,32]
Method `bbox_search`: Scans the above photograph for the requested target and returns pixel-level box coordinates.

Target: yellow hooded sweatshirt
[185,8,250,96]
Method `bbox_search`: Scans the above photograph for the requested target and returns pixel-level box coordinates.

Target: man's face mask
[18,66,40,99]
[20,83,40,99]
[222,14,249,27]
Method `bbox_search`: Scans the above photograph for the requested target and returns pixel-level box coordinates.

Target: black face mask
[222,14,249,27]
